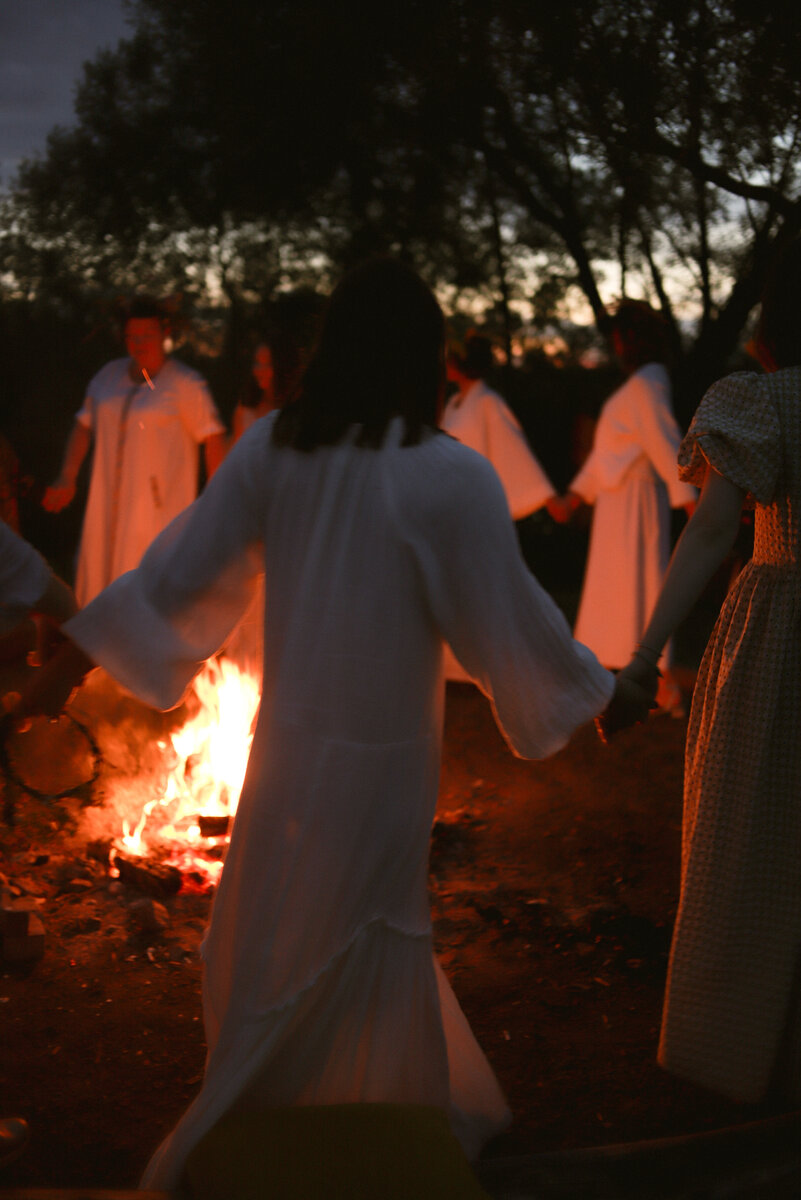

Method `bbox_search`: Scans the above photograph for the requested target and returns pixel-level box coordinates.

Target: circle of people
[2,247,798,1194]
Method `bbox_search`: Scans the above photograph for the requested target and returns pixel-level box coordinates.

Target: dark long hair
[272,258,445,450]
[610,299,671,372]
[755,238,801,370]
[447,332,494,380]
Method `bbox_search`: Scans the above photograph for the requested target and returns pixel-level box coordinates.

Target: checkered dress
[659,367,801,1102]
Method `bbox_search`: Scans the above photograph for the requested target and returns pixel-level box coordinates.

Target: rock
[62,877,95,895]
[127,897,170,935]
[62,915,102,937]
[1,911,45,962]
[0,894,43,937]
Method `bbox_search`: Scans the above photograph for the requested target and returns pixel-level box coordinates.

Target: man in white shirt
[43,298,226,605]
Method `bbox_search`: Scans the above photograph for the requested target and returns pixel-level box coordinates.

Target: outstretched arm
[10,636,95,720]
[33,573,78,626]
[42,422,92,512]
[634,465,745,665]
[600,464,745,737]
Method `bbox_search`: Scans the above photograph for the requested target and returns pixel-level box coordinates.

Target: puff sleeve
[678,372,781,504]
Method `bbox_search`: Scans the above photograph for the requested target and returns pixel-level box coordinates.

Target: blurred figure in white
[441,332,562,684]
[555,301,695,707]
[442,333,559,521]
[43,297,226,605]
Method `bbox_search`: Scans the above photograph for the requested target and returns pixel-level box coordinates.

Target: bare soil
[0,670,782,1192]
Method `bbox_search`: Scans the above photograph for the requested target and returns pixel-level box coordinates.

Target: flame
[109,657,260,890]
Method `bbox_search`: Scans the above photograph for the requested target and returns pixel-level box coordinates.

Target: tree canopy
[4,0,801,404]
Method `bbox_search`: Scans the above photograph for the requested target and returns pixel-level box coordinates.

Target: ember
[108,657,260,891]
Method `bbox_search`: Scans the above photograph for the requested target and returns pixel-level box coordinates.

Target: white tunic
[65,416,613,1189]
[0,520,51,632]
[73,357,225,606]
[441,379,555,519]
[570,364,696,668]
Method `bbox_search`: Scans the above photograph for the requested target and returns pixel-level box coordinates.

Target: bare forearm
[42,423,92,511]
[56,423,91,487]
[13,637,95,720]
[639,469,745,661]
[203,432,226,478]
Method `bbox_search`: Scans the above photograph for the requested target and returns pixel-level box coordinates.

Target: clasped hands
[41,476,77,514]
[545,491,583,524]
[1,624,93,727]
[595,653,661,744]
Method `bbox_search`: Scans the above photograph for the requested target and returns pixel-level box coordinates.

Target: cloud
[0,0,129,182]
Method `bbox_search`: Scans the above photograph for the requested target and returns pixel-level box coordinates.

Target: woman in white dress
[562,302,696,677]
[440,333,561,684]
[23,261,615,1196]
[230,342,279,445]
[441,333,558,521]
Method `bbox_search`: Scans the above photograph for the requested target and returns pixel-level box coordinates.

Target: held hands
[6,638,94,725]
[546,492,584,524]
[595,650,661,743]
[42,478,76,512]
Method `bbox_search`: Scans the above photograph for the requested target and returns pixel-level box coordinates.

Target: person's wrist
[622,653,660,690]
[633,641,661,669]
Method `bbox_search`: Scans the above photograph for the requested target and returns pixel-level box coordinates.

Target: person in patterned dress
[602,240,801,1106]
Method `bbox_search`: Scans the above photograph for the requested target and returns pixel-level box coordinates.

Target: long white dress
[569,363,696,668]
[440,379,555,520]
[73,357,225,606]
[64,415,613,1190]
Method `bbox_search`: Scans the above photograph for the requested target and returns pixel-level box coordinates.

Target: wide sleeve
[0,522,52,633]
[174,366,226,443]
[480,393,555,518]
[402,442,614,759]
[63,434,265,709]
[633,376,697,507]
[678,372,780,504]
[75,377,101,430]
[569,441,602,504]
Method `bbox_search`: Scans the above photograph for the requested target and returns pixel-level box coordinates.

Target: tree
[6,0,801,405]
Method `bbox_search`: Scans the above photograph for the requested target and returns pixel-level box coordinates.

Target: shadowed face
[125,317,167,376]
[252,344,275,396]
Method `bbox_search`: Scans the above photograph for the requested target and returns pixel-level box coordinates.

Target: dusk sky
[0,0,129,188]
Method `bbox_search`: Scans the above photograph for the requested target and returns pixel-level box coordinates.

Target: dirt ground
[0,668,789,1192]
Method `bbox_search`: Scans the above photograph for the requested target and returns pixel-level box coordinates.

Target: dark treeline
[2,0,800,419]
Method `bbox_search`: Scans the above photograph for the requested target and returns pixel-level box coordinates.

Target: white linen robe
[570,363,696,668]
[73,356,225,606]
[64,416,613,1190]
[440,379,555,520]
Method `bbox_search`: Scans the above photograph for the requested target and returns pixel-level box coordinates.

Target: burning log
[197,814,230,838]
[114,852,182,898]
